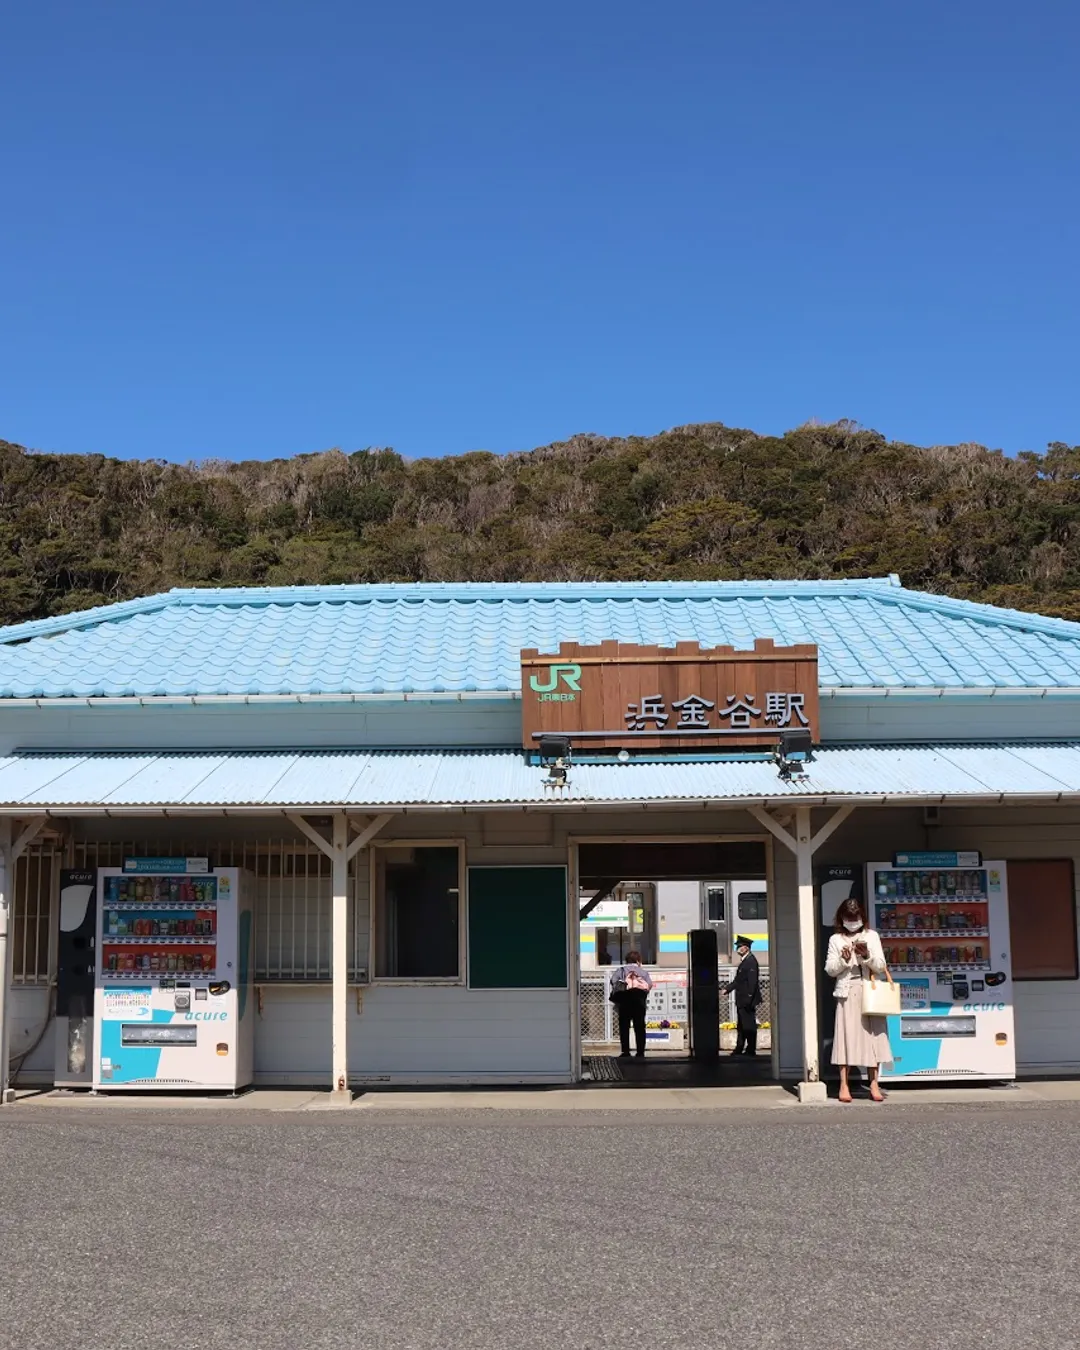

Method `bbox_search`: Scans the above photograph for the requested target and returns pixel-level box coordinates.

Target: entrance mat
[582,1056,624,1082]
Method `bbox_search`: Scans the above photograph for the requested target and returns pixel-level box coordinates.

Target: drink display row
[883,942,988,967]
[877,905,986,932]
[104,949,215,973]
[874,869,986,898]
[106,910,216,937]
[104,877,217,904]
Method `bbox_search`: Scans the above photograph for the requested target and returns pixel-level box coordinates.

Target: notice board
[1007,859,1079,979]
[468,866,568,989]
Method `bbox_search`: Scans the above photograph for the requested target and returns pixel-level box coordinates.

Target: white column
[0,819,12,1104]
[331,813,350,1104]
[794,806,826,1102]
[750,802,853,1105]
[287,811,392,1105]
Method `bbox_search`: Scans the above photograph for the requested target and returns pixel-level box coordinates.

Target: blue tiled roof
[2,578,1080,697]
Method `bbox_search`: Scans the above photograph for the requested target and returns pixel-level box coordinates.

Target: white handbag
[862,967,901,1017]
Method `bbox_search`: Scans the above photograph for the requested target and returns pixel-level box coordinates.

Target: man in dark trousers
[727,936,761,1057]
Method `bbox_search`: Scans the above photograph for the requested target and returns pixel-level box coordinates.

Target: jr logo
[529,663,582,697]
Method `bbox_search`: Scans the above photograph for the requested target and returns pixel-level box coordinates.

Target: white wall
[914,807,1080,1071]
[820,695,1080,743]
[7,692,1080,757]
[254,808,767,1085]
[251,814,575,1084]
[0,701,520,754]
[8,986,53,1079]
[251,984,573,1084]
[20,802,1079,1087]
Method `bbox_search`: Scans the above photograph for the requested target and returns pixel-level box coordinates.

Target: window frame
[737,891,769,922]
[12,846,60,986]
[703,884,726,925]
[368,839,467,986]
[1007,858,1079,982]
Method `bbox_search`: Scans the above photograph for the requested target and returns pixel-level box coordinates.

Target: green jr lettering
[529,663,582,694]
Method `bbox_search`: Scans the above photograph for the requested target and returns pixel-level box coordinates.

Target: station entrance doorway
[575,837,775,1081]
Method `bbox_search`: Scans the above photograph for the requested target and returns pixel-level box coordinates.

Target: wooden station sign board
[520,639,820,751]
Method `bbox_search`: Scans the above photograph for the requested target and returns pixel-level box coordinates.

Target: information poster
[102,986,153,1020]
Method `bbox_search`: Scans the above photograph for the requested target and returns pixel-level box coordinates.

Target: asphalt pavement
[2,1101,1078,1350]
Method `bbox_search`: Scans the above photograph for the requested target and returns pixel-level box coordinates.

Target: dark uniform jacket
[730,952,761,1009]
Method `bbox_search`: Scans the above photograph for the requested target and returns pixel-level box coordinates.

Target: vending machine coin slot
[174,990,191,1012]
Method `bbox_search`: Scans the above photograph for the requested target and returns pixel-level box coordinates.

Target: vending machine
[866,854,1014,1082]
[93,860,254,1092]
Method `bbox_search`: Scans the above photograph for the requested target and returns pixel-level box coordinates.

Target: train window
[737,892,768,921]
[704,886,725,923]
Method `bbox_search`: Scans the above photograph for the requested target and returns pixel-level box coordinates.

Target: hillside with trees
[2,421,1080,624]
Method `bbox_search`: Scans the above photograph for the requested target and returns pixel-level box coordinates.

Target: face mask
[842,919,863,932]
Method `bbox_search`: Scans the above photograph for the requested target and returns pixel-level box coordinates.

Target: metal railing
[580,965,773,1045]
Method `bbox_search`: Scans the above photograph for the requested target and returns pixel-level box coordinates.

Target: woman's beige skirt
[831,978,893,1067]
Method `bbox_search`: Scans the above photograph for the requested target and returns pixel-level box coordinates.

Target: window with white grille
[70,835,366,982]
[10,844,59,985]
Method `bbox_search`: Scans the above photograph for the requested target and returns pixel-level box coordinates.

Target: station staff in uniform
[727,935,762,1057]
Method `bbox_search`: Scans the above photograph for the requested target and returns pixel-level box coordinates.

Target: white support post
[330,813,350,1105]
[347,815,393,863]
[0,819,13,1104]
[285,812,392,1105]
[793,806,827,1102]
[748,802,855,1104]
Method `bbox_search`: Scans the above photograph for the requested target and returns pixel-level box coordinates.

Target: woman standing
[825,897,891,1102]
[610,949,653,1059]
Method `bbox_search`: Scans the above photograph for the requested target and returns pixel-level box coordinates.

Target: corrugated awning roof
[3,744,1080,812]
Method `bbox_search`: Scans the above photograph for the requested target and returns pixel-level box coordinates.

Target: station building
[1,577,1079,1100]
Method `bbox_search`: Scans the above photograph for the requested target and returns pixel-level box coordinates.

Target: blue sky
[1,0,1077,463]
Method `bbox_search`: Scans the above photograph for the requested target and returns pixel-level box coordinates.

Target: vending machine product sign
[93,865,254,1091]
[866,858,1015,1082]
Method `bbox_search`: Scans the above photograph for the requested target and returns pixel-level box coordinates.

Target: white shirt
[825,929,886,999]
